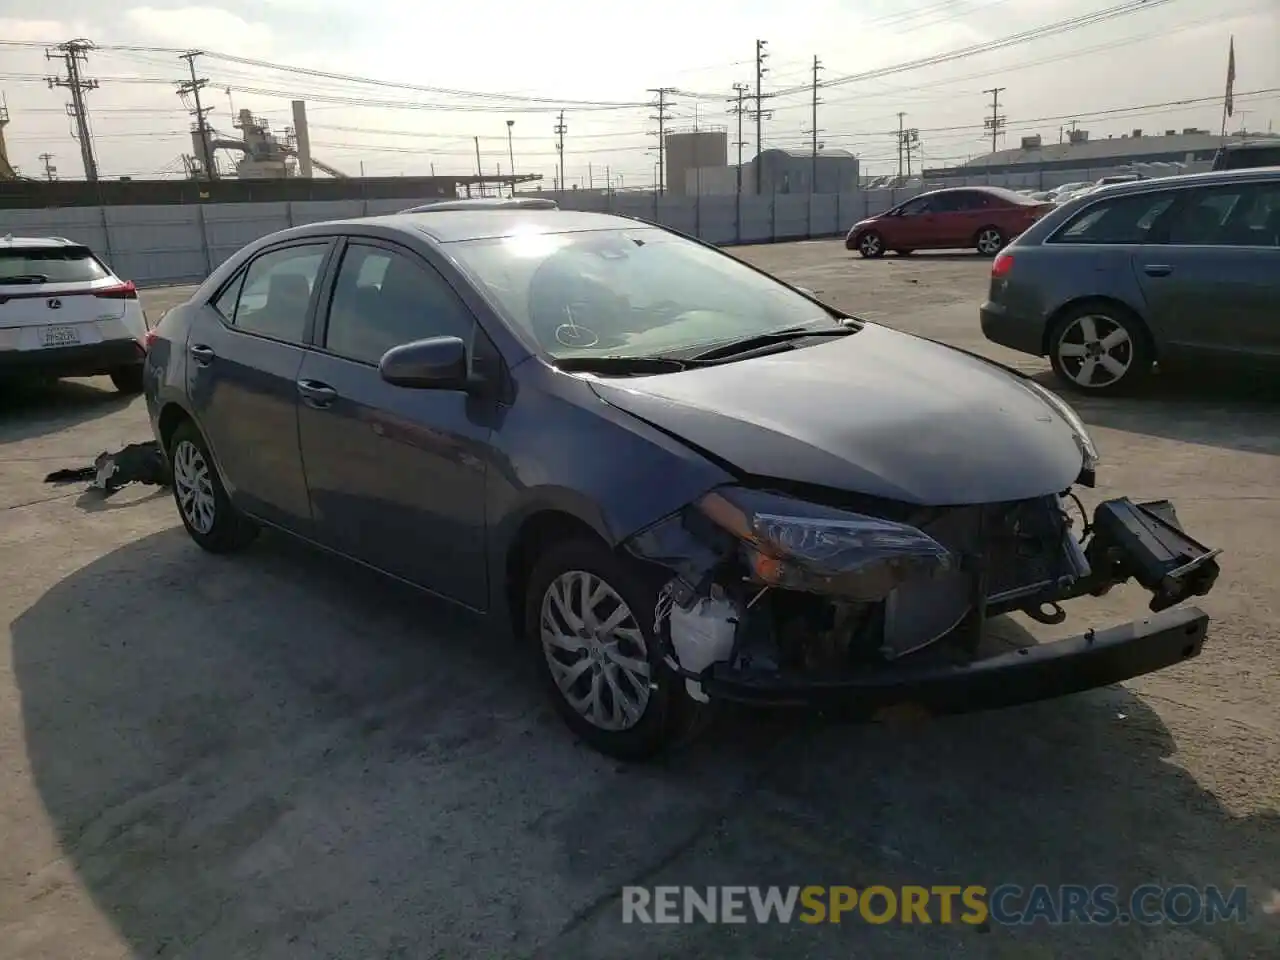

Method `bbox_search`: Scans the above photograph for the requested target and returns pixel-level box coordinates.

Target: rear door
[0,244,125,354]
[296,238,495,608]
[186,240,335,532]
[1135,179,1280,362]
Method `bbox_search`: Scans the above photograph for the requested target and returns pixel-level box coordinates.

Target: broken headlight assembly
[695,487,955,601]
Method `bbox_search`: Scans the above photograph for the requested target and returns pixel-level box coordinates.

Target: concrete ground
[1,243,1277,959]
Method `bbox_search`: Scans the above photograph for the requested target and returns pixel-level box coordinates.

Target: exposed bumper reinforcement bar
[698,605,1209,712]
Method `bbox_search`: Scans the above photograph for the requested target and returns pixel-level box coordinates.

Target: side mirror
[379,335,473,391]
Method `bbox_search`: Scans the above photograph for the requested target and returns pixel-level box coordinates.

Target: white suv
[0,235,148,392]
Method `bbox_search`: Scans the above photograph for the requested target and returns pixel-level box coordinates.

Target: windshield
[0,246,110,284]
[448,227,840,359]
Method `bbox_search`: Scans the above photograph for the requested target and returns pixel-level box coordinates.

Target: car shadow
[850,252,990,263]
[11,528,1278,957]
[0,376,136,445]
[1029,368,1280,456]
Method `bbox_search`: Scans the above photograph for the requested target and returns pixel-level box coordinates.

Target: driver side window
[324,243,474,366]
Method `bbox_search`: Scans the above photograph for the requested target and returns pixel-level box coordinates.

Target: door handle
[1143,264,1173,278]
[296,379,338,409]
[189,343,215,365]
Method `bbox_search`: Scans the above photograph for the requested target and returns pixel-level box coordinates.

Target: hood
[587,324,1087,506]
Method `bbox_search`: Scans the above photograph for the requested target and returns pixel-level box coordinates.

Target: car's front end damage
[623,454,1221,717]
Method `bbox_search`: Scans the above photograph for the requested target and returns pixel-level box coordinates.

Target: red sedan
[845,186,1055,258]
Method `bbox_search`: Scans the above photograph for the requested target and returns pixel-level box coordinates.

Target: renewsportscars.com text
[621,884,1251,926]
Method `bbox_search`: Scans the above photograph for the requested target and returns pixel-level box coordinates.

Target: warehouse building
[924,128,1280,181]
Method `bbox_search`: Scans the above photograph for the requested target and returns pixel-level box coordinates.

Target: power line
[983,86,1007,154]
[778,0,1183,96]
[45,39,99,181]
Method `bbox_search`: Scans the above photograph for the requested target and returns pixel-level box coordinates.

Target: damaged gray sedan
[143,208,1221,760]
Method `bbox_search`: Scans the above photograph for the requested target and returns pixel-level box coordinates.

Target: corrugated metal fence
[0,190,926,287]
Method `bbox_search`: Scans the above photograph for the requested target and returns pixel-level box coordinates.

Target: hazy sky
[1,0,1277,184]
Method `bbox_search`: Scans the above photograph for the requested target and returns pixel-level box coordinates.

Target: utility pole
[647,87,676,195]
[810,55,823,192]
[178,50,217,180]
[895,114,919,181]
[38,152,57,181]
[473,135,483,195]
[983,86,1007,155]
[728,82,749,194]
[897,112,905,180]
[506,119,515,192]
[751,40,773,194]
[45,39,99,182]
[553,110,567,192]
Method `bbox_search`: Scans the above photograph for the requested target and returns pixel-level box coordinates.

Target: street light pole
[506,119,516,196]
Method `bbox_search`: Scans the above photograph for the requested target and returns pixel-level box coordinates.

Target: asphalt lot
[1,242,1277,959]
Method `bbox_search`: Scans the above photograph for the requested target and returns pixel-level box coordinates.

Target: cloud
[123,6,273,55]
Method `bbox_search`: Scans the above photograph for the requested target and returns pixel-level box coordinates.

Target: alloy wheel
[1056,314,1134,389]
[172,439,216,535]
[976,229,1003,255]
[539,570,652,732]
[858,233,882,257]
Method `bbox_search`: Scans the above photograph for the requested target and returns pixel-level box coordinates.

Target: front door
[296,239,494,608]
[889,194,937,249]
[1136,180,1280,362]
[186,240,334,532]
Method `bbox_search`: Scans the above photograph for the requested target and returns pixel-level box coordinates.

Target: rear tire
[168,420,259,553]
[975,226,1005,256]
[523,537,706,760]
[110,365,144,394]
[1048,302,1153,395]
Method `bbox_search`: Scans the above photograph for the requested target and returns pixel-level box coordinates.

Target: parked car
[845,186,1055,258]
[1050,181,1093,203]
[980,167,1280,393]
[145,207,1220,759]
[1211,140,1280,171]
[0,235,147,392]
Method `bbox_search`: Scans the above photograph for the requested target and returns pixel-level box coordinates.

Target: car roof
[1221,141,1280,152]
[317,208,650,244]
[1084,166,1280,199]
[0,235,83,249]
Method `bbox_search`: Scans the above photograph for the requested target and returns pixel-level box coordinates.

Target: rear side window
[0,246,110,284]
[1051,193,1175,244]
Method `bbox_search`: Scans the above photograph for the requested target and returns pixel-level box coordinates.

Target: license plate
[40,325,81,348]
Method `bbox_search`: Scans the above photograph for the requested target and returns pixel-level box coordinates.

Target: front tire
[1048,303,1153,395]
[110,364,144,394]
[523,537,701,760]
[856,230,886,258]
[168,420,259,553]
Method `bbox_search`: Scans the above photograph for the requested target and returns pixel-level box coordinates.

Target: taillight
[95,280,137,299]
[142,328,159,351]
[991,252,1014,279]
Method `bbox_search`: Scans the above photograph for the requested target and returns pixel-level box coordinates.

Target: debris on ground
[44,441,169,496]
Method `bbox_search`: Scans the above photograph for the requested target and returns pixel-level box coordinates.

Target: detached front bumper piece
[699,605,1209,712]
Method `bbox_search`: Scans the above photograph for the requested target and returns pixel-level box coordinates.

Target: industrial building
[685,147,861,195]
[924,128,1280,180]
[663,128,728,196]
